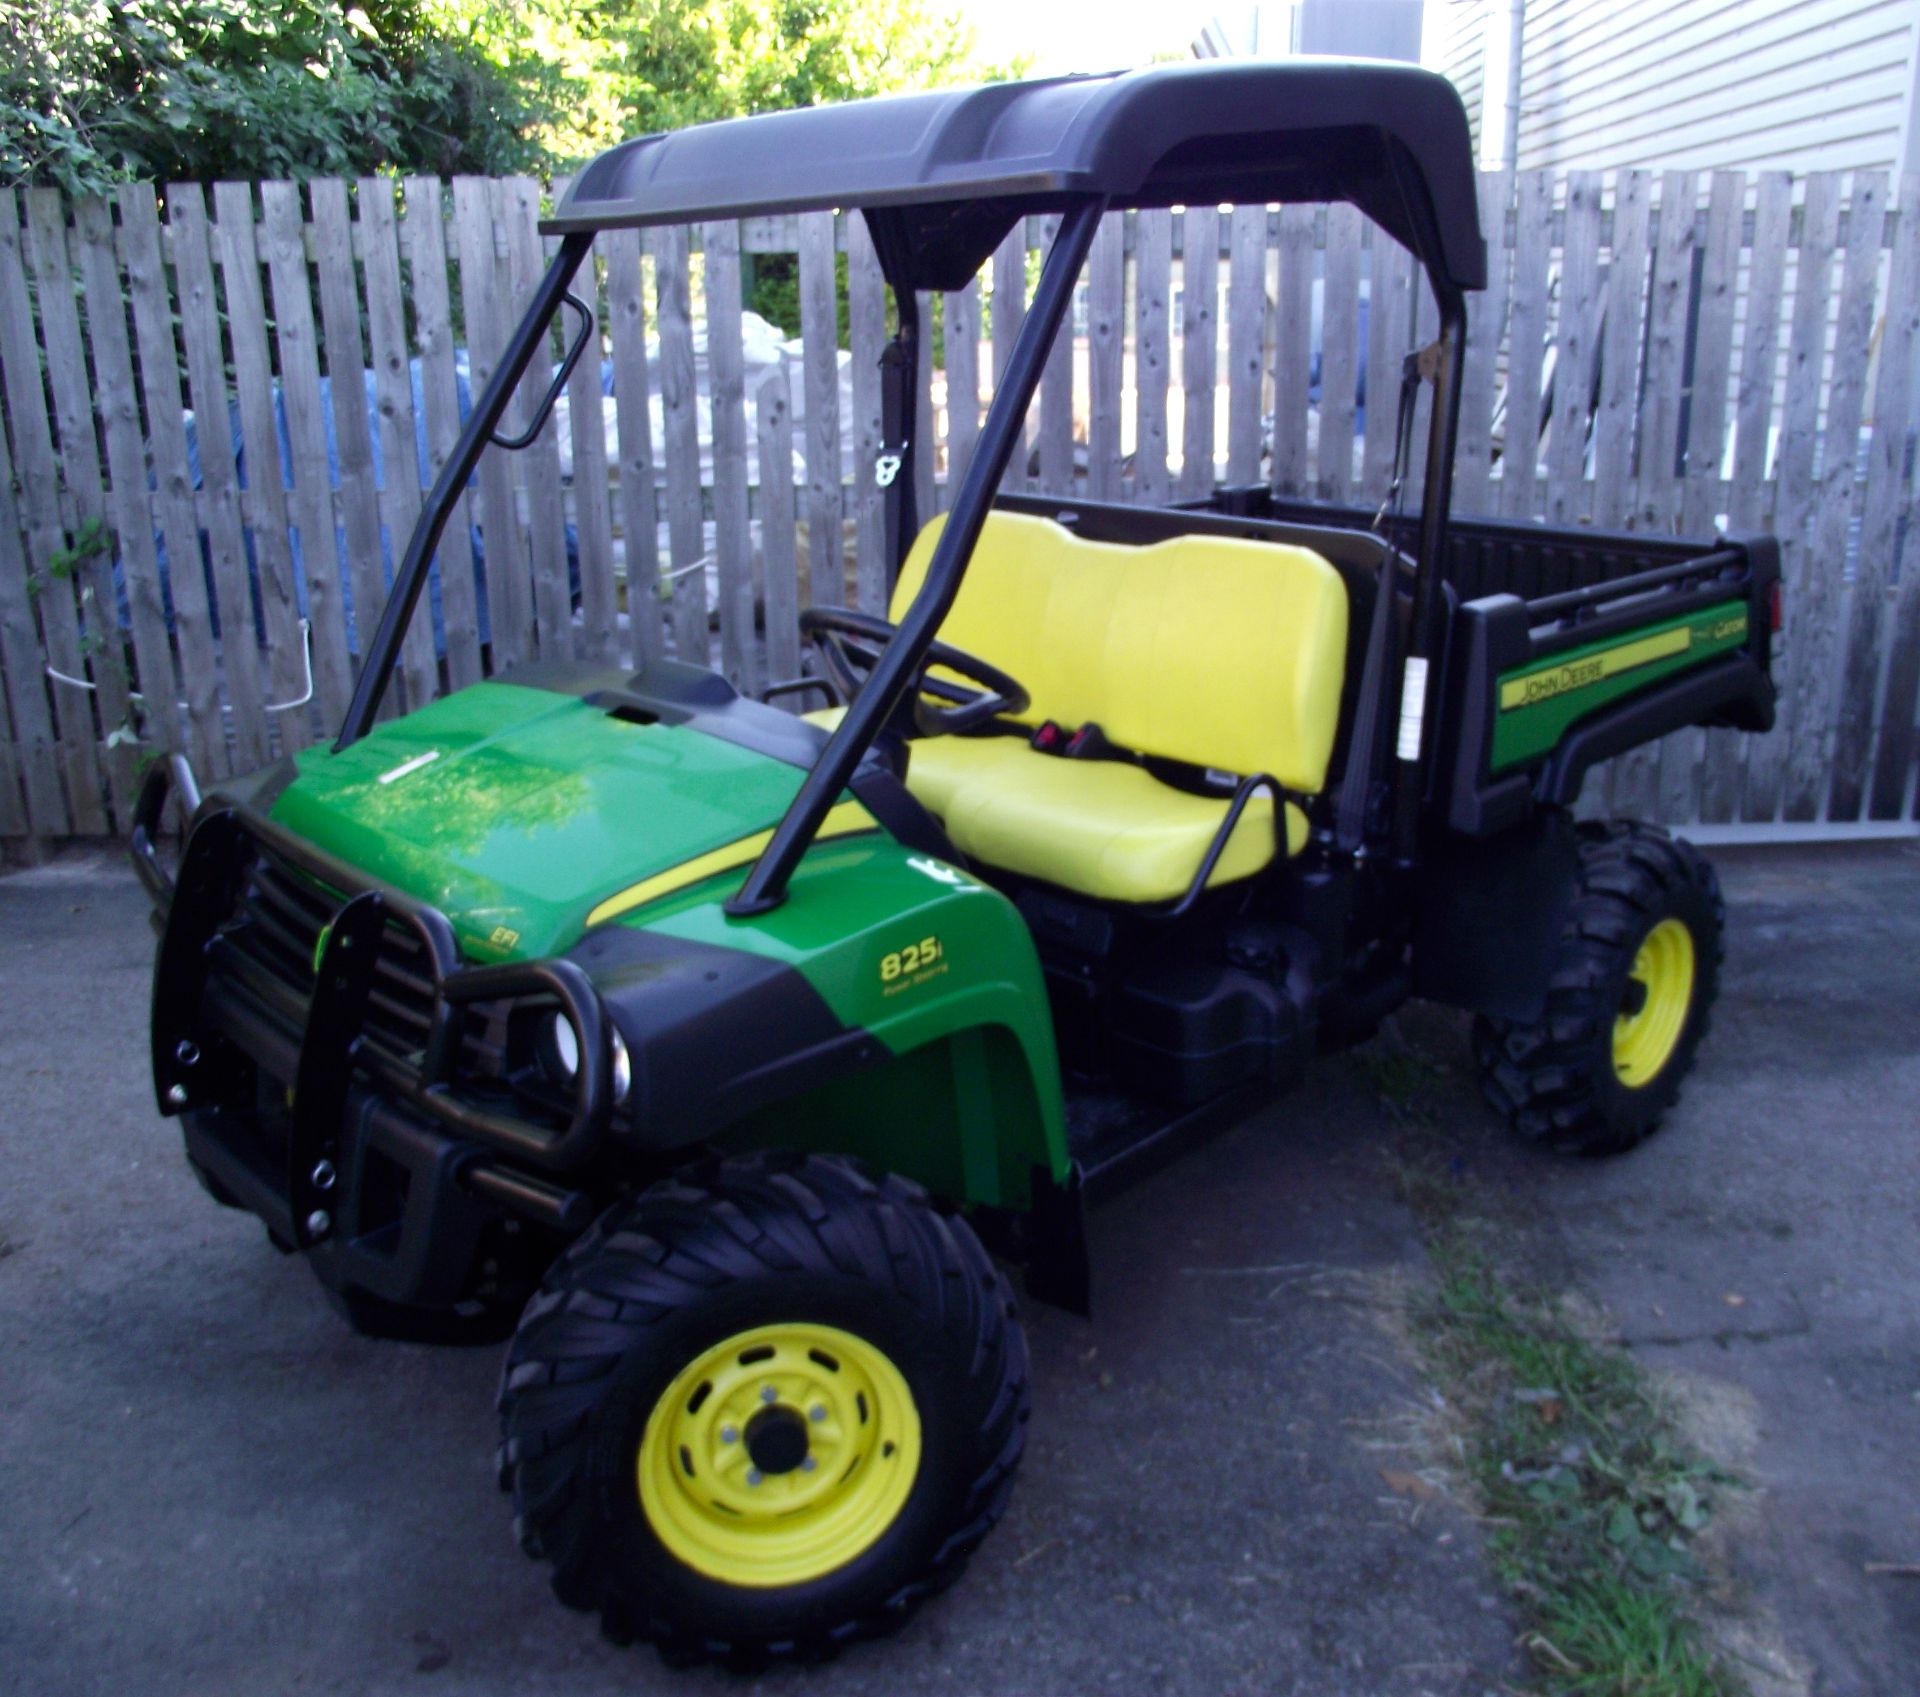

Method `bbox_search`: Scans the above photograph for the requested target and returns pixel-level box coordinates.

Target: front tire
[496,1153,1028,1665]
[1474,821,1724,1156]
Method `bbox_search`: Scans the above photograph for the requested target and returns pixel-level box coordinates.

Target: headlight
[539,1008,630,1106]
[540,1009,580,1085]
[610,1027,631,1105]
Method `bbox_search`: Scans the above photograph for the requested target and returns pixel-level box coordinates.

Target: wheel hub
[636,1321,922,1588]
[744,1404,811,1475]
[1612,917,1696,1087]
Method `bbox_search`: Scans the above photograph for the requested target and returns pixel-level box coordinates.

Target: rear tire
[1474,821,1723,1156]
[496,1152,1028,1666]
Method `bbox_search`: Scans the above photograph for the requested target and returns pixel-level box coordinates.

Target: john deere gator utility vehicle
[134,59,1779,1663]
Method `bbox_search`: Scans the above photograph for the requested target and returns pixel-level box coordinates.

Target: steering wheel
[799,606,1030,736]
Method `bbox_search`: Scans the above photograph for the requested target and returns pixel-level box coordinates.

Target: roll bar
[334,231,595,749]
[725,197,1109,915]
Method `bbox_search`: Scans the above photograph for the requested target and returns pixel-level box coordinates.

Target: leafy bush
[1,0,560,193]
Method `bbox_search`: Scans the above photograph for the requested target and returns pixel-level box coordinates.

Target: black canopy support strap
[334,233,595,750]
[726,195,1109,918]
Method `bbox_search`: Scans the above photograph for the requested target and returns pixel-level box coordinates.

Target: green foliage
[601,0,1012,135]
[2,0,563,193]
[3,0,1023,194]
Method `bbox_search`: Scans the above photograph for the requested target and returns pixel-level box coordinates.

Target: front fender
[580,836,1066,1208]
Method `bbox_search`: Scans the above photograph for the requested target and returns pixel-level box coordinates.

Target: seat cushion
[891,510,1349,796]
[807,510,1343,902]
[903,735,1308,904]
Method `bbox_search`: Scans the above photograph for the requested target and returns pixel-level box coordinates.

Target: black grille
[218,848,441,1067]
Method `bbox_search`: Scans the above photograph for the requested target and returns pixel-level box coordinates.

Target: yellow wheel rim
[1612,917,1696,1087]
[636,1321,921,1588]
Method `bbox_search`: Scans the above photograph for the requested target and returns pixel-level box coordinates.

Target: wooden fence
[1,168,1917,845]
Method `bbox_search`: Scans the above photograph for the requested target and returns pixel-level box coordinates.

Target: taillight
[1768,579,1784,632]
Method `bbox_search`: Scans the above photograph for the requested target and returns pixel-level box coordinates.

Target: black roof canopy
[547,59,1486,294]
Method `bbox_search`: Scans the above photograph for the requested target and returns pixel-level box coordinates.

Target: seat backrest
[890,510,1350,795]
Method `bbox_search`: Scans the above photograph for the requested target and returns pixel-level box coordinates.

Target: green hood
[267,682,819,961]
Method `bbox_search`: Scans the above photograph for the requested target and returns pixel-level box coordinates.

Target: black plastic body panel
[1411,808,1582,1024]
[1111,963,1292,1103]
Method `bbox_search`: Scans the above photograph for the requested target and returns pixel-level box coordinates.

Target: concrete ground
[1,841,1914,1695]
[1424,841,1920,1696]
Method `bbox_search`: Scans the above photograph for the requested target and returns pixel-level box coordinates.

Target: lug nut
[165,1084,188,1107]
[305,1209,331,1238]
[719,1426,739,1444]
[745,1468,763,1487]
[809,1404,827,1423]
[760,1386,778,1404]
[310,1159,337,1191]
[800,1457,817,1473]
[175,1040,199,1066]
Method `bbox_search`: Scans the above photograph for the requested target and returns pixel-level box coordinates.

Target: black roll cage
[336,125,1470,915]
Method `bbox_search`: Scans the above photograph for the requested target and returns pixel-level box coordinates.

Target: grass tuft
[1403,1178,1742,1696]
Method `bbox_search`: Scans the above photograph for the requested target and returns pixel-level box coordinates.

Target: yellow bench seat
[809,510,1348,904]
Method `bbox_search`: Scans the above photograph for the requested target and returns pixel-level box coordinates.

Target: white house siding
[1434,0,1493,153]
[1441,0,1920,178]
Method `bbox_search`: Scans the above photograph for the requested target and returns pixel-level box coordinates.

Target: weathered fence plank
[1745,173,1841,821]
[451,177,531,671]
[1612,172,1698,820]
[604,227,664,664]
[172,186,270,772]
[2,191,114,822]
[798,212,843,603]
[402,176,484,691]
[943,276,982,512]
[1133,209,1173,506]
[704,219,755,692]
[501,180,572,662]
[1590,170,1650,531]
[1270,204,1312,498]
[1086,214,1124,503]
[210,182,312,744]
[1363,233,1417,503]
[1320,202,1366,504]
[756,367,801,689]
[356,177,441,711]
[74,195,182,788]
[651,222,708,664]
[1831,173,1920,821]
[564,240,619,670]
[0,397,67,832]
[24,189,138,817]
[1686,172,1751,825]
[1178,206,1220,502]
[312,180,396,714]
[1499,171,1555,522]
[1226,204,1267,488]
[1783,173,1885,822]
[121,186,223,777]
[1545,172,1602,529]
